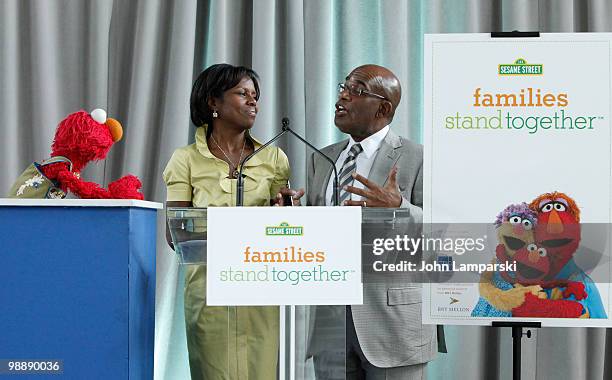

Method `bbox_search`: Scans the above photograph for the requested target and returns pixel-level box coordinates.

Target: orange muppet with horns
[529,191,580,279]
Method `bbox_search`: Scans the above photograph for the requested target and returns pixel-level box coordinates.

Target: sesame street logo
[266,222,303,236]
[499,58,543,75]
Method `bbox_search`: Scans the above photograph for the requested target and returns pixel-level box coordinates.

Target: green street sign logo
[266,222,304,236]
[498,58,543,75]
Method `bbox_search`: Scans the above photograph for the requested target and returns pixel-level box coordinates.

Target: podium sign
[207,206,362,305]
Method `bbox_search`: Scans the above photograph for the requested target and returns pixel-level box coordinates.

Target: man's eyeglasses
[337,83,388,101]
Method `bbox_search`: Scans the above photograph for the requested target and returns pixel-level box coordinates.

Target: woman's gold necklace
[210,133,246,178]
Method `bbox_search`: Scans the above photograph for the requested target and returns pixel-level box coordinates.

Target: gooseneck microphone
[236,120,289,206]
[281,117,290,130]
[236,117,340,206]
[280,118,340,206]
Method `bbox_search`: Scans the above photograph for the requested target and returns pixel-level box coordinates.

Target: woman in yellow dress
[163,64,289,379]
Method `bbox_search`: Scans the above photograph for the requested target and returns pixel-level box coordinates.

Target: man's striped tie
[337,143,363,205]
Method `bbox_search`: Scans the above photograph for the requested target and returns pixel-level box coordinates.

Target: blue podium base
[0,200,159,379]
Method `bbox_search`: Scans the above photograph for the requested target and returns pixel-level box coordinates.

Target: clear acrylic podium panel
[167,207,415,380]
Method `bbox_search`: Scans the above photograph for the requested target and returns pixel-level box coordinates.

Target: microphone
[236,117,341,206]
[282,117,290,131]
[279,118,341,206]
[236,120,289,206]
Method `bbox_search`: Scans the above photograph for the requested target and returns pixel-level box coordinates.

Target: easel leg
[512,326,522,380]
[492,321,540,380]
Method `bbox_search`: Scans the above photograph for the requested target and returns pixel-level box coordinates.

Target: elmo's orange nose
[106,118,123,142]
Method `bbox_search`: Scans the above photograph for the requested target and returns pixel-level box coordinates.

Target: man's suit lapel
[367,130,402,186]
[315,141,347,205]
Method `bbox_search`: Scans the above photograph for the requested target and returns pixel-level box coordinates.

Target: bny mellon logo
[450,297,460,305]
[499,58,543,75]
[266,222,304,236]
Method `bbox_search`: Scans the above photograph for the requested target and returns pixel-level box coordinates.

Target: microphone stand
[236,118,340,206]
[236,127,288,207]
[281,123,340,207]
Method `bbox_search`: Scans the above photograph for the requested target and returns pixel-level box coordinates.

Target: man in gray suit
[289,64,438,379]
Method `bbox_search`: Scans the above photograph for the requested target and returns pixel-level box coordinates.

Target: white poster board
[207,206,362,305]
[423,33,612,327]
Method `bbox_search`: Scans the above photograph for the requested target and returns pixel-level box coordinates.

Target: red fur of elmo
[42,110,143,199]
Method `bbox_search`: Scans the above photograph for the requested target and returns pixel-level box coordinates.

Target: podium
[167,206,421,379]
[0,199,161,379]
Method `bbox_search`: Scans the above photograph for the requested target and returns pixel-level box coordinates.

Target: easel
[487,29,543,380]
[491,321,541,380]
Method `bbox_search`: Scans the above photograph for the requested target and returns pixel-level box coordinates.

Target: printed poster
[423,33,612,327]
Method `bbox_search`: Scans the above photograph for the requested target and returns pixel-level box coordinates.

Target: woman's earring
[212,110,218,118]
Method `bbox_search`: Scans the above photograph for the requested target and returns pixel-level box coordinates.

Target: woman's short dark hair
[190,63,260,128]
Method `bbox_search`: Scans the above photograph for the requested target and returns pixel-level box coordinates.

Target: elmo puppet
[7,109,144,200]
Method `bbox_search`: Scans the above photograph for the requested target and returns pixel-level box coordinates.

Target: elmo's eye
[554,203,566,212]
[538,248,547,257]
[527,243,537,252]
[522,219,533,230]
[541,203,554,212]
[509,216,521,224]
